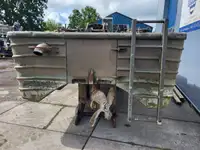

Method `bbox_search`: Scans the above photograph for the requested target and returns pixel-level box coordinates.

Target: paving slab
[0,102,62,128]
[84,137,156,150]
[48,107,93,136]
[0,87,21,102]
[0,100,25,114]
[0,84,22,103]
[92,113,200,150]
[41,84,78,107]
[0,122,87,150]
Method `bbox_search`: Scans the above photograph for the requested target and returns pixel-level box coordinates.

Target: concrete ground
[0,59,200,150]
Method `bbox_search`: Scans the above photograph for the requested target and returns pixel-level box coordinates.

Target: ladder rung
[117,68,177,74]
[136,45,162,48]
[134,94,158,98]
[122,69,160,73]
[118,44,162,48]
[117,56,180,62]
[118,44,131,47]
[118,56,158,60]
[117,45,183,50]
[137,20,165,23]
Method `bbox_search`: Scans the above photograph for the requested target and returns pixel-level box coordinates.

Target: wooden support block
[173,92,182,105]
[173,86,185,102]
[174,86,184,98]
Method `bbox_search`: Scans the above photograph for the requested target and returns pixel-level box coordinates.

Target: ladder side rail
[127,19,137,123]
[127,19,168,124]
[156,19,168,124]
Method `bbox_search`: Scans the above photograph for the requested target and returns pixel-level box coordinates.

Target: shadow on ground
[60,117,90,149]
[59,84,115,149]
[58,86,200,150]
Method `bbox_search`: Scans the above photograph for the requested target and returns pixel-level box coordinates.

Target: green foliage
[68,6,100,29]
[68,9,83,29]
[0,0,48,31]
[43,19,62,31]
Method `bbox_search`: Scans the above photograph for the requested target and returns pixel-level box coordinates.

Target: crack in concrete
[0,101,28,115]
[0,120,91,139]
[81,117,101,150]
[1,117,198,150]
[91,136,172,150]
[0,134,7,147]
[39,101,77,108]
[43,106,65,129]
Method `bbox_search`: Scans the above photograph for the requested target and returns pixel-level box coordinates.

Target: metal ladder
[127,19,168,124]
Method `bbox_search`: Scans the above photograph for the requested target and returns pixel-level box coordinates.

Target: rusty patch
[22,80,63,89]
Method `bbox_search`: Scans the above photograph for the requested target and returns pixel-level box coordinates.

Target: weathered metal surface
[9,36,67,101]
[127,19,137,122]
[116,37,185,108]
[67,39,117,78]
[7,32,186,106]
[7,32,186,39]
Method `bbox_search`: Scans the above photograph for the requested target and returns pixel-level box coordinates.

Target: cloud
[44,10,70,25]
[45,0,159,25]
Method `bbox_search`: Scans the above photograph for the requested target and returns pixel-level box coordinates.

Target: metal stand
[127,19,168,125]
[157,19,168,125]
[127,19,137,123]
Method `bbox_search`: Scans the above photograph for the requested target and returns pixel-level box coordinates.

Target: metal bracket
[156,19,168,124]
[111,47,127,52]
[127,19,137,123]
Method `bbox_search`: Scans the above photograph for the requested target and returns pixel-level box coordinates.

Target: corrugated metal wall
[107,12,132,28]
[10,35,67,101]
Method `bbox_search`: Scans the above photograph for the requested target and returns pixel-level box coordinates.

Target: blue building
[96,12,153,32]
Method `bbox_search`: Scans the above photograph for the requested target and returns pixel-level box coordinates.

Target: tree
[68,6,100,29]
[43,19,62,31]
[0,0,48,31]
[68,9,83,29]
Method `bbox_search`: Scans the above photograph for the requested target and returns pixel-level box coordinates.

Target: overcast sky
[44,0,159,24]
